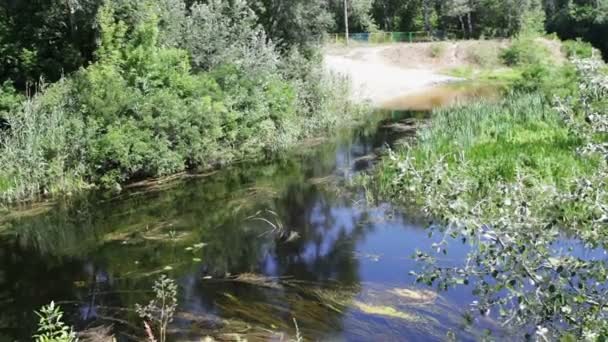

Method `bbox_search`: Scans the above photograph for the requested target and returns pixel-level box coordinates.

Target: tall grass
[375,93,597,198]
[0,81,89,203]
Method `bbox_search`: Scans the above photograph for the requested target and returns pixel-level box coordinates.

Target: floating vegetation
[227,187,280,214]
[77,325,115,342]
[351,301,421,322]
[388,288,438,305]
[0,201,54,228]
[307,175,336,186]
[185,242,208,251]
[231,273,284,289]
[352,154,377,164]
[102,219,190,244]
[381,120,418,135]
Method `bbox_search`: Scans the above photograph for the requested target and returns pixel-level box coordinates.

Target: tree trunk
[459,15,465,39]
[467,11,473,38]
[423,0,431,36]
[344,0,349,46]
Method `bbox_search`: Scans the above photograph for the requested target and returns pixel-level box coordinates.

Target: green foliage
[562,39,596,59]
[546,0,608,59]
[136,275,178,342]
[0,0,363,202]
[254,0,334,51]
[0,0,99,87]
[33,301,77,342]
[0,80,88,202]
[170,0,278,74]
[500,36,551,66]
[408,94,594,189]
[367,58,608,339]
[0,81,23,120]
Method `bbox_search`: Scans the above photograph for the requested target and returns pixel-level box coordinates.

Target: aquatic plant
[135,275,178,342]
[33,301,78,342]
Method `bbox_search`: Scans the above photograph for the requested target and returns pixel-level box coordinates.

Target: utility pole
[344,0,349,46]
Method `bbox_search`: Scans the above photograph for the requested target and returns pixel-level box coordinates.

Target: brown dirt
[359,38,566,70]
[379,40,510,69]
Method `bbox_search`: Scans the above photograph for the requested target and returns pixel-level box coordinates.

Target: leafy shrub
[136,275,177,342]
[33,301,77,342]
[500,37,551,66]
[562,39,596,59]
[0,81,22,113]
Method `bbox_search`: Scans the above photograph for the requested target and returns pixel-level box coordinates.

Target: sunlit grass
[406,93,597,191]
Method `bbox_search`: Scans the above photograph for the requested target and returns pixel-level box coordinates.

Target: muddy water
[0,83,499,341]
[381,82,500,111]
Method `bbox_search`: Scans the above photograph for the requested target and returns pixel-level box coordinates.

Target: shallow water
[381,82,501,111]
[0,84,500,341]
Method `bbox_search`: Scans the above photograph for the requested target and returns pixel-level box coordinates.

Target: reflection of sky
[302,205,361,262]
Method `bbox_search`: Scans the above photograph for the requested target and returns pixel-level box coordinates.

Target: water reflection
[0,85,495,341]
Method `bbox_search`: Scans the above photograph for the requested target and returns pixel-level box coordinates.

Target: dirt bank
[324,45,458,106]
[324,39,565,107]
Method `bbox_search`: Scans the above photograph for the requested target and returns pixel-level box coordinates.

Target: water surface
[0,83,499,341]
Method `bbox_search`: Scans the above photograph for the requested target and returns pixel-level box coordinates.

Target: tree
[445,0,474,37]
[251,0,334,51]
[545,0,608,59]
[329,0,377,33]
[0,0,100,87]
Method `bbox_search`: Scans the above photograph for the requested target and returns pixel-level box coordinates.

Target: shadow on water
[0,83,500,341]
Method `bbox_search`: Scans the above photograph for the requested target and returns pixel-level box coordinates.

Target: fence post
[408,32,413,43]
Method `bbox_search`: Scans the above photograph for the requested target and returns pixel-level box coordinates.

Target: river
[1,83,504,341]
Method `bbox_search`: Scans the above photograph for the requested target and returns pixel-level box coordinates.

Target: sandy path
[324,46,459,106]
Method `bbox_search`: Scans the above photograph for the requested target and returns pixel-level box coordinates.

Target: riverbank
[363,39,608,339]
[0,84,498,341]
[324,46,458,106]
[324,37,572,108]
[0,2,370,205]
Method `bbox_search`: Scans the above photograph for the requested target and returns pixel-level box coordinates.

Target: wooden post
[344,0,349,46]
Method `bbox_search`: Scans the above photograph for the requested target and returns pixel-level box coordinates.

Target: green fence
[327,31,461,44]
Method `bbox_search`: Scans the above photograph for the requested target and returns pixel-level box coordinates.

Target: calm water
[1,84,500,341]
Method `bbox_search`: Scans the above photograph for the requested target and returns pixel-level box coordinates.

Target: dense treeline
[0,0,606,90]
[333,0,607,58]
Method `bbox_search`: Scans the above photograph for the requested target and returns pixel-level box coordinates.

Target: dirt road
[324,45,459,106]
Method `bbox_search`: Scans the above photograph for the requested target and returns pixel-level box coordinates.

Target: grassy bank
[364,45,608,338]
[441,36,594,94]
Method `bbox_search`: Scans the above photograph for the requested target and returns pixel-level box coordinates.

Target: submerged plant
[33,301,78,342]
[135,275,178,342]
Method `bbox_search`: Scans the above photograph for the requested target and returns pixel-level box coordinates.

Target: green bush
[0,0,362,202]
[33,302,77,342]
[0,81,23,126]
[500,37,551,66]
[561,39,596,59]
